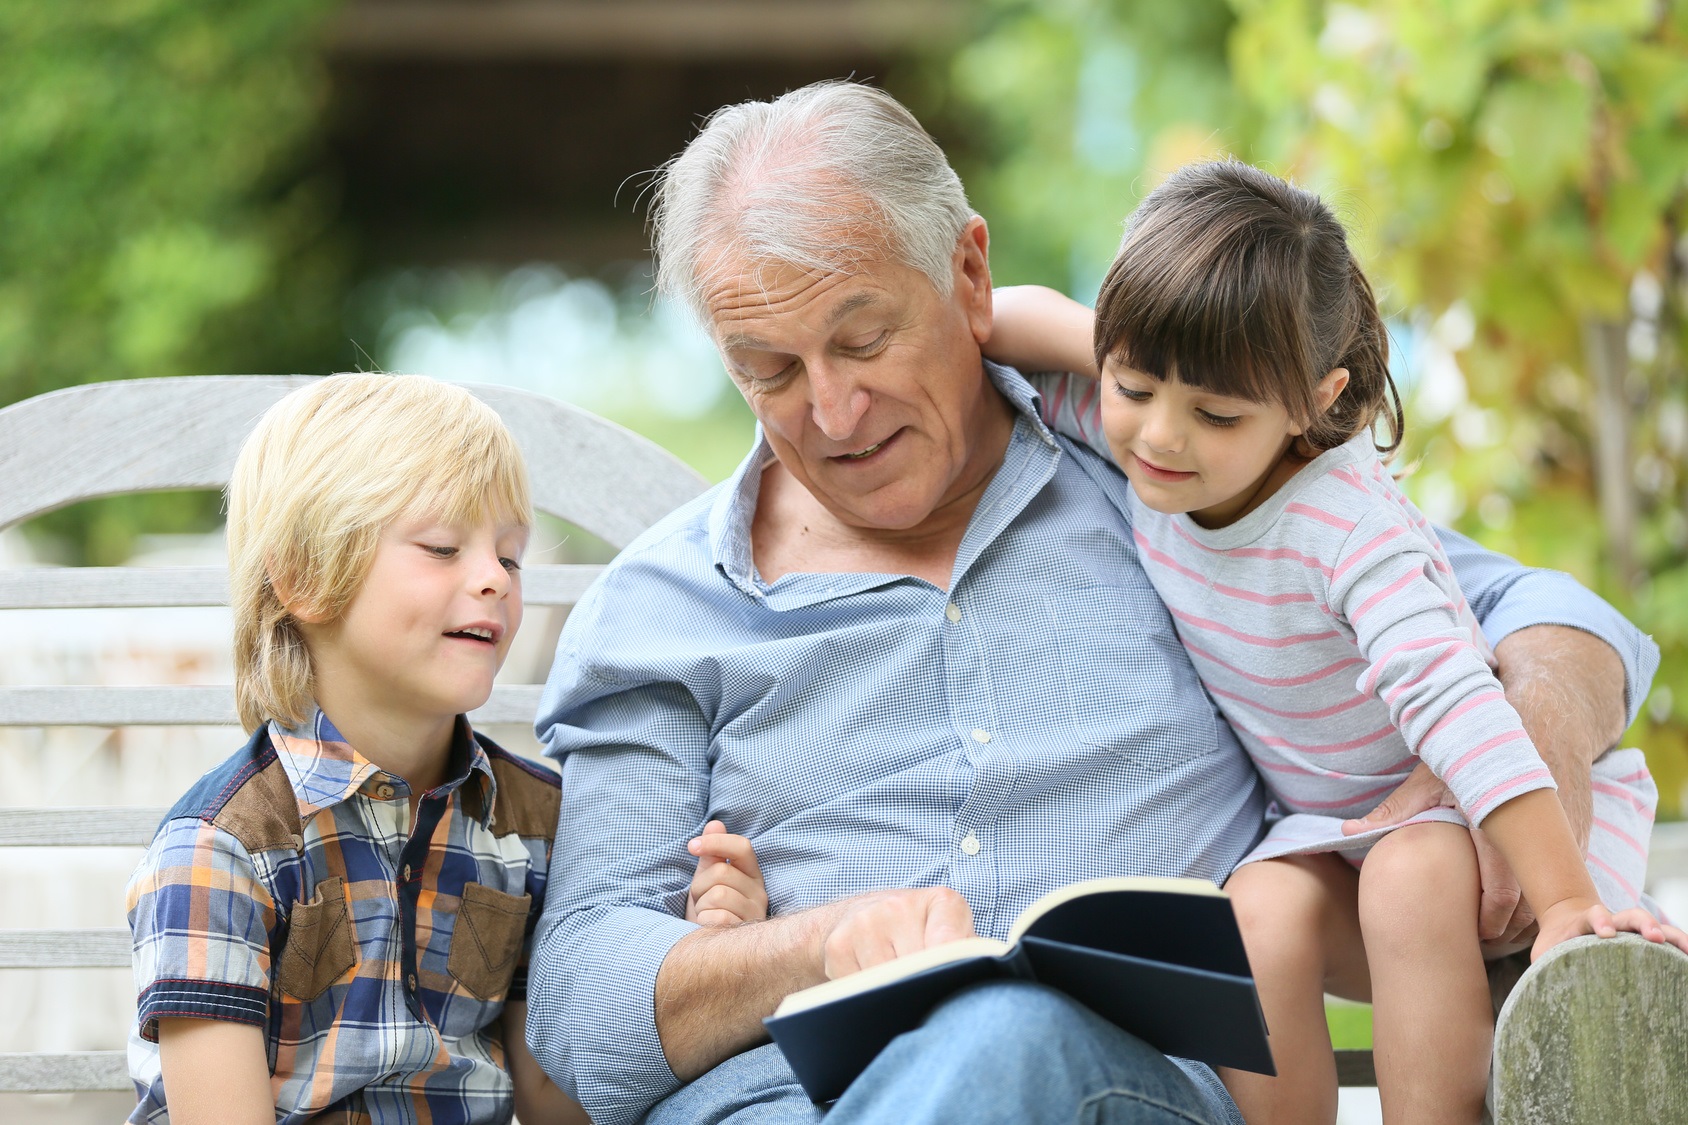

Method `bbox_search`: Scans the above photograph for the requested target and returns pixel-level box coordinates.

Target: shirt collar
[269,706,497,829]
[706,361,1060,597]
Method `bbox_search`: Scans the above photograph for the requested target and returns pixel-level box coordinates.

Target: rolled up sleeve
[527,575,719,1124]
[1440,525,1660,727]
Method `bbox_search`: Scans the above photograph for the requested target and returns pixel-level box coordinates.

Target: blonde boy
[125,374,586,1124]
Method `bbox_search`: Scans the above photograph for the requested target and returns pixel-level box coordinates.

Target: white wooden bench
[2,376,1684,1123]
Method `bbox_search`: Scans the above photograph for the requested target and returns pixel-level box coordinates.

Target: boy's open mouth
[444,626,499,645]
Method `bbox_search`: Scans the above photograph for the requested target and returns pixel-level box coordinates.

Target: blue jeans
[646,980,1245,1124]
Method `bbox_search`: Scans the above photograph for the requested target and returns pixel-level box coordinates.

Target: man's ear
[954,216,993,345]
[1315,366,1350,414]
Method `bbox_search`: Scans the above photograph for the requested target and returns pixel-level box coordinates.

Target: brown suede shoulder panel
[485,751,561,841]
[211,754,305,855]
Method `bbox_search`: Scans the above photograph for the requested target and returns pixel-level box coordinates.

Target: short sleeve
[127,816,277,1041]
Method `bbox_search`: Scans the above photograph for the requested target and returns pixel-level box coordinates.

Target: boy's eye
[424,544,458,558]
[1198,410,1241,427]
[499,556,522,572]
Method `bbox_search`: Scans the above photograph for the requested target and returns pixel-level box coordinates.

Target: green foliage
[1,0,348,562]
[948,0,1688,814]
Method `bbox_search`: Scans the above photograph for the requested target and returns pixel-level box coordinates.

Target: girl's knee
[1358,823,1478,939]
[1227,857,1345,957]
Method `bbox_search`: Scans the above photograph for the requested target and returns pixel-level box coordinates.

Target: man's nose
[808,361,870,442]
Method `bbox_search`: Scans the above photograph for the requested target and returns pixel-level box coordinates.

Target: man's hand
[820,887,976,979]
[1340,759,1457,836]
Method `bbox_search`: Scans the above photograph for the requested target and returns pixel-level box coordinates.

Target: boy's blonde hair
[227,374,532,732]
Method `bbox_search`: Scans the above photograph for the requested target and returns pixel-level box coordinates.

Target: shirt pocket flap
[276,875,358,1001]
[448,881,532,1001]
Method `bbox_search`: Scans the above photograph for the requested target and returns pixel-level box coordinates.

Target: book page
[771,936,1011,1016]
[1007,876,1225,944]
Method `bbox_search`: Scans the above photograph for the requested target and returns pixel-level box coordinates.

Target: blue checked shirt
[528,363,1656,1125]
[127,707,561,1124]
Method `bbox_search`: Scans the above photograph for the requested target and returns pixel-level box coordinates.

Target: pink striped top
[1036,376,1555,826]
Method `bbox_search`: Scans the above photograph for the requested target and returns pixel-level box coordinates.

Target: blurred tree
[0,0,348,563]
[949,0,1688,813]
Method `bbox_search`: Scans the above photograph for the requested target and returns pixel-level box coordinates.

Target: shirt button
[971,729,991,744]
[945,602,962,624]
[960,832,981,856]
[407,973,418,991]
[401,864,411,881]
[376,784,394,800]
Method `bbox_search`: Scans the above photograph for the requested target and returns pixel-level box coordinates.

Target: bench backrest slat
[0,1052,130,1094]
[0,808,168,846]
[0,684,546,727]
[0,929,131,969]
[0,562,606,609]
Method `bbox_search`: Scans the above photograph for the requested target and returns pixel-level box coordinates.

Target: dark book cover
[764,880,1273,1103]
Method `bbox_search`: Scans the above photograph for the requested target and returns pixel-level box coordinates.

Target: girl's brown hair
[1093,160,1403,455]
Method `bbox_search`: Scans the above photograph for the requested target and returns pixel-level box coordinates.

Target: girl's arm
[156,1018,273,1125]
[985,286,1099,379]
[1332,515,1685,957]
[1474,790,1683,957]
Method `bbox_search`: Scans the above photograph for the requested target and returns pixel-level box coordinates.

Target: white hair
[650,80,975,321]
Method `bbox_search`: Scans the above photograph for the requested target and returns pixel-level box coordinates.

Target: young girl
[986,161,1686,1125]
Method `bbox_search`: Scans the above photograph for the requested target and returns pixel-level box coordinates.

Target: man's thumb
[1341,800,1396,836]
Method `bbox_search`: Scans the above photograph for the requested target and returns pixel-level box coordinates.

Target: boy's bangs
[399,422,533,532]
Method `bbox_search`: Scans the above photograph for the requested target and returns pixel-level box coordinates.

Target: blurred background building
[2,2,1685,1122]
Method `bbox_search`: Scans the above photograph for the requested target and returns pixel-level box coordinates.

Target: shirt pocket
[448,881,532,1002]
[276,876,359,1001]
[1040,586,1219,767]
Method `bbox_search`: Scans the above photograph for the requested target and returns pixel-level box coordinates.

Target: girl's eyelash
[1199,411,1241,427]
[1111,384,1151,400]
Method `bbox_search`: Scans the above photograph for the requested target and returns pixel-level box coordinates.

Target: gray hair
[650,81,975,322]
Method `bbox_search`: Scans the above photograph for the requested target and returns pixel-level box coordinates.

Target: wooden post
[1490,934,1688,1123]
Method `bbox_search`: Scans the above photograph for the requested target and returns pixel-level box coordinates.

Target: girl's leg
[1357,822,1489,1125]
[1219,853,1364,1125]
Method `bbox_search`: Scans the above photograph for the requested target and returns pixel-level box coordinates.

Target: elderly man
[527,82,1655,1124]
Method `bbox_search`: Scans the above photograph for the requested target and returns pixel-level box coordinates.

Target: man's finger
[922,888,976,947]
[1342,761,1453,835]
[1470,828,1531,943]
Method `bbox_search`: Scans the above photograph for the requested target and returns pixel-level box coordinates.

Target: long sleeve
[1330,508,1555,824]
[1438,525,1659,727]
[526,582,710,1125]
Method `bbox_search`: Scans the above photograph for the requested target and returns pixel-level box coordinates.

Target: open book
[764,876,1274,1102]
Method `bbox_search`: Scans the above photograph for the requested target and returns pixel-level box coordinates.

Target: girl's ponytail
[1306,257,1404,457]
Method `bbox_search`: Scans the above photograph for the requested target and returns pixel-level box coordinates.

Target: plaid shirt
[127,707,560,1124]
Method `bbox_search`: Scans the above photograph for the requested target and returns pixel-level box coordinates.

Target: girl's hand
[1532,897,1688,961]
[685,820,769,926]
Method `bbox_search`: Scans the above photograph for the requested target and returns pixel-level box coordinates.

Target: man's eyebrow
[717,293,883,352]
[718,332,769,352]
[826,292,882,328]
